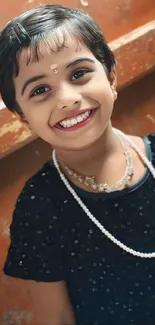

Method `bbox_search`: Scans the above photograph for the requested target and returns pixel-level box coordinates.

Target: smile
[55,109,96,131]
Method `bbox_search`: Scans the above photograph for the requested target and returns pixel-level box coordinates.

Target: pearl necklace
[63,131,134,193]
[52,129,155,258]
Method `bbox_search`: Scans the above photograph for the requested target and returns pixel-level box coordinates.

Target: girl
[1,4,155,325]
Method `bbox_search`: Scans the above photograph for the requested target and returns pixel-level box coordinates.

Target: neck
[55,124,122,177]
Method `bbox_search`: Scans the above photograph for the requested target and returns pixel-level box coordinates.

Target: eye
[71,69,92,81]
[30,85,50,98]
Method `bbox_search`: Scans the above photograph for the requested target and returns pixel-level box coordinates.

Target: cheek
[22,104,48,127]
[104,88,114,106]
[86,73,113,101]
[98,86,114,122]
[95,83,114,107]
[26,111,52,142]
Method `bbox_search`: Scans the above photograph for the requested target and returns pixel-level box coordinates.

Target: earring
[111,86,118,100]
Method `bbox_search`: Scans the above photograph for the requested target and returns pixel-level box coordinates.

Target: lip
[55,108,97,132]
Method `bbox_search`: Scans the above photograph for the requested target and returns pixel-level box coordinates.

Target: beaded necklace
[52,129,155,258]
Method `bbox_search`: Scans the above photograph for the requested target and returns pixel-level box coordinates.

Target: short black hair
[0,4,116,116]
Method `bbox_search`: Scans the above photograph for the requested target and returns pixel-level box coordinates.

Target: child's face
[15,35,116,151]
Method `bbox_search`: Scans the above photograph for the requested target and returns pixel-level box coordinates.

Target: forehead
[17,35,94,76]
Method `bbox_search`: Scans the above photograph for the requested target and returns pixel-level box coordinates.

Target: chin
[65,133,103,151]
[48,124,105,151]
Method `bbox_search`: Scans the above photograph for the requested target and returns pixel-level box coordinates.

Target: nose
[56,85,82,110]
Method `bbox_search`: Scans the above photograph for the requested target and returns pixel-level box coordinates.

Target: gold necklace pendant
[64,132,134,193]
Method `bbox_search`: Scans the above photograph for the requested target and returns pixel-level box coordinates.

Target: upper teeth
[59,110,91,128]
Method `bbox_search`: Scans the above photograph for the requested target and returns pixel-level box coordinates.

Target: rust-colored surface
[84,0,155,41]
[111,21,155,88]
[0,0,155,41]
[1,70,155,324]
[0,21,155,159]
[0,109,36,160]
[113,70,155,136]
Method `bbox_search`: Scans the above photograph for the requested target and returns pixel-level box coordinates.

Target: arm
[30,281,76,325]
[3,180,75,325]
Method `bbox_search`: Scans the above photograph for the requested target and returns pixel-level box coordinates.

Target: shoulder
[9,160,65,241]
[145,134,155,165]
[17,160,63,211]
[127,133,155,168]
[24,160,56,195]
[145,134,155,152]
[127,133,155,153]
[3,162,66,281]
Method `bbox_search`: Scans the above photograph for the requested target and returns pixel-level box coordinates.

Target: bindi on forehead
[50,63,59,74]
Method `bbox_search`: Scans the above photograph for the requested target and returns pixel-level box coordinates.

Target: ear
[109,66,117,89]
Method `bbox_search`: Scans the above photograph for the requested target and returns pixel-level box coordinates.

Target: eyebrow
[21,74,46,96]
[21,58,95,96]
[65,57,95,68]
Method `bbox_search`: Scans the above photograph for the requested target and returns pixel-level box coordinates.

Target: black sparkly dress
[4,134,155,325]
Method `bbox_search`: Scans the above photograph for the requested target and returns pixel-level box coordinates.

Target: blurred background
[0,0,155,324]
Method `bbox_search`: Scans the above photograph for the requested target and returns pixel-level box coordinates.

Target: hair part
[0,4,116,116]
